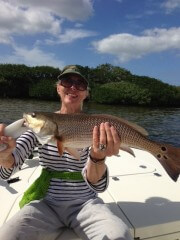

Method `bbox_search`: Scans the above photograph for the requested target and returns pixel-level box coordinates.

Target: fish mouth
[22,116,28,127]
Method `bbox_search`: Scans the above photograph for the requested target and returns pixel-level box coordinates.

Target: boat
[1,148,180,239]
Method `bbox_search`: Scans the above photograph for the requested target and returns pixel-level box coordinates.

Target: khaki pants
[0,197,132,240]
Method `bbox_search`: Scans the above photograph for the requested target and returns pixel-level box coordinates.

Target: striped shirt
[0,130,109,202]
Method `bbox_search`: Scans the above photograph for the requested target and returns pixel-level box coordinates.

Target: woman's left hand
[90,122,120,160]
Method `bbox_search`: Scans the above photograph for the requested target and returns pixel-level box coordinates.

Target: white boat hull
[1,148,180,239]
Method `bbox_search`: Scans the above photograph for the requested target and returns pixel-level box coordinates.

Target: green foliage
[30,66,60,84]
[0,64,31,98]
[0,64,60,99]
[0,77,9,97]
[90,63,131,84]
[29,66,59,100]
[0,63,179,107]
[92,82,151,105]
[29,79,58,100]
[126,76,180,106]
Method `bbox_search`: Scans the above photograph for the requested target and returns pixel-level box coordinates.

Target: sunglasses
[59,77,88,91]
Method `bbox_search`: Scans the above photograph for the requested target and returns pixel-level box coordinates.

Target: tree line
[0,63,179,107]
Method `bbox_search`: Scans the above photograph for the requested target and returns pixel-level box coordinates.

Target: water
[0,99,179,147]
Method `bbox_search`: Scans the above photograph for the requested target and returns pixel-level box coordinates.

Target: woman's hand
[90,122,120,160]
[0,124,16,168]
[86,122,120,184]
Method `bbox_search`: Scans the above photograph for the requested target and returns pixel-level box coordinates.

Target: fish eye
[31,113,36,118]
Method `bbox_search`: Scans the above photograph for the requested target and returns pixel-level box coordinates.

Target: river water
[0,98,179,147]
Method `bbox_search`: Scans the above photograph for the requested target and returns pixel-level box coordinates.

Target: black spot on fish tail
[161,146,167,152]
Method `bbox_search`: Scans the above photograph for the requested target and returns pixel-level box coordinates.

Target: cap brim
[58,70,88,83]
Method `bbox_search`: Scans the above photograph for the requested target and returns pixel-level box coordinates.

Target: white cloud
[7,0,93,21]
[0,45,64,68]
[0,1,62,44]
[0,31,13,44]
[0,0,94,67]
[75,23,84,28]
[92,27,180,62]
[162,0,180,13]
[126,10,156,20]
[0,0,93,44]
[47,28,97,44]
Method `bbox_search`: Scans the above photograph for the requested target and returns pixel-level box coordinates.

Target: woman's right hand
[0,124,16,168]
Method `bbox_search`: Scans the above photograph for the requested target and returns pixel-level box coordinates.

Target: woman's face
[57,74,88,111]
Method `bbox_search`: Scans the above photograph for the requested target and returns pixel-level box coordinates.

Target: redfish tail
[155,143,180,182]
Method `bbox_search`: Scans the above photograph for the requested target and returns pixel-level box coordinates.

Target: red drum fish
[23,112,180,182]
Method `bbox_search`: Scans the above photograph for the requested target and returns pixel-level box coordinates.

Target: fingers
[0,124,6,137]
[0,136,16,152]
[91,124,106,159]
[0,124,6,145]
[110,125,120,155]
[92,126,99,151]
[103,123,113,156]
[91,122,120,158]
[99,123,106,147]
[1,136,16,148]
[104,123,120,156]
[0,124,16,152]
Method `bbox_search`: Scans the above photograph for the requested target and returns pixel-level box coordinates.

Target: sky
[0,0,180,86]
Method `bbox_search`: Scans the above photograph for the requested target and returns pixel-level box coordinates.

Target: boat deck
[1,149,180,240]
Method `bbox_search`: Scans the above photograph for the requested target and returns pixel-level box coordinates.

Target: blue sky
[0,0,180,86]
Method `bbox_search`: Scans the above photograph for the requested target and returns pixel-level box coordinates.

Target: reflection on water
[0,98,179,147]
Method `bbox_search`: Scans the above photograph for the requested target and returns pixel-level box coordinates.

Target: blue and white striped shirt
[0,130,109,201]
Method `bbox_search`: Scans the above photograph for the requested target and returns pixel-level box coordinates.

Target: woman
[0,65,132,240]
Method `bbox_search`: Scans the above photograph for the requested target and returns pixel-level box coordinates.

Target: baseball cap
[57,65,88,83]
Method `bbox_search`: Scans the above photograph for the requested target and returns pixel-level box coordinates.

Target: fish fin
[120,144,135,157]
[154,143,180,182]
[94,114,148,136]
[65,147,81,160]
[57,140,64,156]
